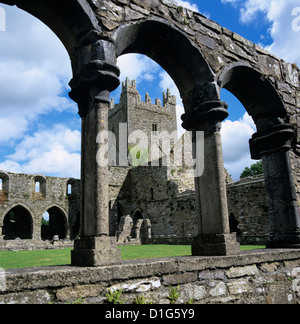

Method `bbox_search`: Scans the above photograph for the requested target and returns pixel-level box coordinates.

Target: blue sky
[0,0,299,180]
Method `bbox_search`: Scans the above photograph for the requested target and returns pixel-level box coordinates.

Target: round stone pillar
[182,100,240,256]
[69,38,122,266]
[250,124,300,248]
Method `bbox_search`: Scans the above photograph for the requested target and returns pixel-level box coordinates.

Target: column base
[192,233,240,256]
[71,236,122,267]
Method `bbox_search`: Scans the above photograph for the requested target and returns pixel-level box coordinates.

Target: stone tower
[109,78,177,166]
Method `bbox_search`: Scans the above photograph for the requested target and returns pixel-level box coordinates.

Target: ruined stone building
[1,0,300,266]
[0,172,80,250]
[0,80,270,250]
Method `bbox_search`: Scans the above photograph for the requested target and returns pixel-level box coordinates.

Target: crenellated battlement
[110,78,176,111]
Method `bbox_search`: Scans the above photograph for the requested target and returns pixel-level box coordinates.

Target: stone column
[182,100,240,256]
[250,124,300,248]
[69,42,122,266]
[32,216,41,241]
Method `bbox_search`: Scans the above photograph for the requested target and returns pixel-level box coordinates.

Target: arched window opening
[35,181,40,193]
[33,176,46,198]
[41,206,67,241]
[67,179,79,198]
[3,205,33,240]
[152,123,158,136]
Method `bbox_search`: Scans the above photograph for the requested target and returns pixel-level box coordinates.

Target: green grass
[0,245,266,270]
[0,248,73,270]
[118,244,192,260]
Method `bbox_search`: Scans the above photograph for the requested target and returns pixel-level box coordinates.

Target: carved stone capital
[69,60,120,117]
[181,100,229,134]
[250,124,295,160]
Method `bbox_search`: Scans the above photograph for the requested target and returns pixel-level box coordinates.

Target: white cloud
[0,5,80,178]
[0,125,81,178]
[0,115,28,143]
[175,0,200,12]
[221,112,256,180]
[0,5,75,143]
[117,54,160,83]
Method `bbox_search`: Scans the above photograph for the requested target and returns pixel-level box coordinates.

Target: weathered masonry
[2,250,300,304]
[0,171,80,250]
[1,0,300,266]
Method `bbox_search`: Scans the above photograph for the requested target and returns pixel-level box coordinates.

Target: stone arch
[33,175,47,199]
[131,210,143,240]
[130,210,151,244]
[66,178,77,196]
[218,63,287,127]
[2,203,34,240]
[218,62,300,248]
[41,204,68,241]
[114,18,218,112]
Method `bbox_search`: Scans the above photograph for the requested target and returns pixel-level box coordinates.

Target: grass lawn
[0,245,266,270]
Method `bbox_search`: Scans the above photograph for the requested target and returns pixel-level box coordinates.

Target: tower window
[35,181,40,193]
[152,123,158,135]
[33,176,46,198]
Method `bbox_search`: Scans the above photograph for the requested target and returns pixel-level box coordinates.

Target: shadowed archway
[41,206,67,241]
[3,205,33,240]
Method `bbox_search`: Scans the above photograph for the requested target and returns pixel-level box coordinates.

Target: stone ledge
[3,249,300,294]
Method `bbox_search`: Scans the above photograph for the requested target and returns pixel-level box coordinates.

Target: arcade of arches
[0,172,80,247]
[1,0,300,267]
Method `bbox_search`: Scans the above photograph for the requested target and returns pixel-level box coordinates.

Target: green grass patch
[0,248,73,270]
[0,245,266,270]
[119,244,192,260]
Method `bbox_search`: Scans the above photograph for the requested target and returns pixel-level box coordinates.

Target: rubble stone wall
[1,250,300,304]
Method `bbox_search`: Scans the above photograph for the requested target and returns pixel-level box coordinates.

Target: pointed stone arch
[41,204,68,241]
[114,18,218,113]
[218,62,287,126]
[219,62,300,248]
[2,203,34,240]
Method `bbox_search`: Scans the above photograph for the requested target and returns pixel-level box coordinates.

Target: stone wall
[227,176,269,245]
[0,171,80,248]
[1,249,300,304]
[111,164,271,246]
[112,165,198,243]
[0,166,271,250]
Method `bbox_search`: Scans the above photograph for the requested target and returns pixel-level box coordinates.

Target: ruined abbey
[3,0,300,304]
[0,79,270,250]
